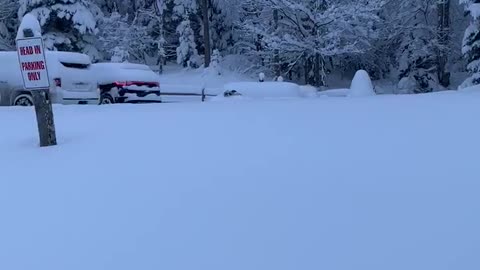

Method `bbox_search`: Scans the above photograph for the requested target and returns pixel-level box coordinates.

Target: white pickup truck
[0,51,99,106]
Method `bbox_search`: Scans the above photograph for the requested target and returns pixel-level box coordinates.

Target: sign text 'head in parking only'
[16,38,50,90]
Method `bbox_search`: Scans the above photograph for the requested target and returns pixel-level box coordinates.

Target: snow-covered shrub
[259,72,265,82]
[397,77,418,94]
[210,49,222,75]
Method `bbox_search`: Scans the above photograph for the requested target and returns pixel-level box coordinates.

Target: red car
[92,62,161,104]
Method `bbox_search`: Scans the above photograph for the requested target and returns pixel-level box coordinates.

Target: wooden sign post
[16,14,57,147]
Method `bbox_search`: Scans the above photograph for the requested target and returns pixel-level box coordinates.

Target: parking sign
[16,37,50,90]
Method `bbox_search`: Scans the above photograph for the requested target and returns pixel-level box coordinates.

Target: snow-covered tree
[381,0,441,93]
[172,0,199,67]
[205,0,241,57]
[97,9,154,63]
[18,0,101,58]
[237,0,383,86]
[97,11,130,61]
[176,15,199,67]
[0,0,19,50]
[459,0,480,88]
[173,0,196,19]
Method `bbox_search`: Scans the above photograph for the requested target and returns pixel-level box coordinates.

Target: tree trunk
[32,89,57,147]
[202,0,211,68]
[437,0,450,87]
[314,54,321,86]
[312,53,327,88]
[273,9,280,77]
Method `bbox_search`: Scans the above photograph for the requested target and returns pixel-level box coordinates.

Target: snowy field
[1,91,480,270]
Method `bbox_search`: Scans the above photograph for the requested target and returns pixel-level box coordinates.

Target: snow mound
[223,82,301,99]
[16,13,42,39]
[349,70,375,97]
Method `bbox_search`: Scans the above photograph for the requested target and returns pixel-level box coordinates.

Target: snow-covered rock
[349,70,375,97]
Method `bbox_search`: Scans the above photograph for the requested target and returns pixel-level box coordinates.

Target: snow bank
[1,92,480,270]
[349,70,375,97]
[223,82,301,99]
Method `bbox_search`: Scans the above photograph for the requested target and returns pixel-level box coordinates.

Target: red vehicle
[92,62,161,104]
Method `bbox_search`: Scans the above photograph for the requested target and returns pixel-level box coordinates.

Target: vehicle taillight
[113,81,159,88]
[114,81,126,87]
[114,81,139,87]
[54,78,61,87]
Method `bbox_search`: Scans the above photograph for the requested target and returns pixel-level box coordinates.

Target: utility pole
[16,14,57,147]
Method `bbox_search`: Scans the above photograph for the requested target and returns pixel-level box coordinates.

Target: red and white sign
[16,37,50,90]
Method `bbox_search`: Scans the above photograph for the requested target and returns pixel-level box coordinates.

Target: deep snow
[1,91,480,270]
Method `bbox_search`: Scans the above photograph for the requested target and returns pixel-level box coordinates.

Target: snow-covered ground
[1,91,480,270]
[158,65,253,102]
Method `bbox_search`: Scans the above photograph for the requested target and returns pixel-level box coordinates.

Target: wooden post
[31,89,57,147]
[16,14,57,147]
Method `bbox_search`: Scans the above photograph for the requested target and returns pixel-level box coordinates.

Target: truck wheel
[14,94,33,106]
[100,93,114,105]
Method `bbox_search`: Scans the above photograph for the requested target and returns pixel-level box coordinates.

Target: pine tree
[97,8,155,63]
[394,0,440,93]
[97,11,130,61]
[176,15,199,67]
[18,0,100,58]
[173,0,199,67]
[0,0,18,50]
[459,0,480,88]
